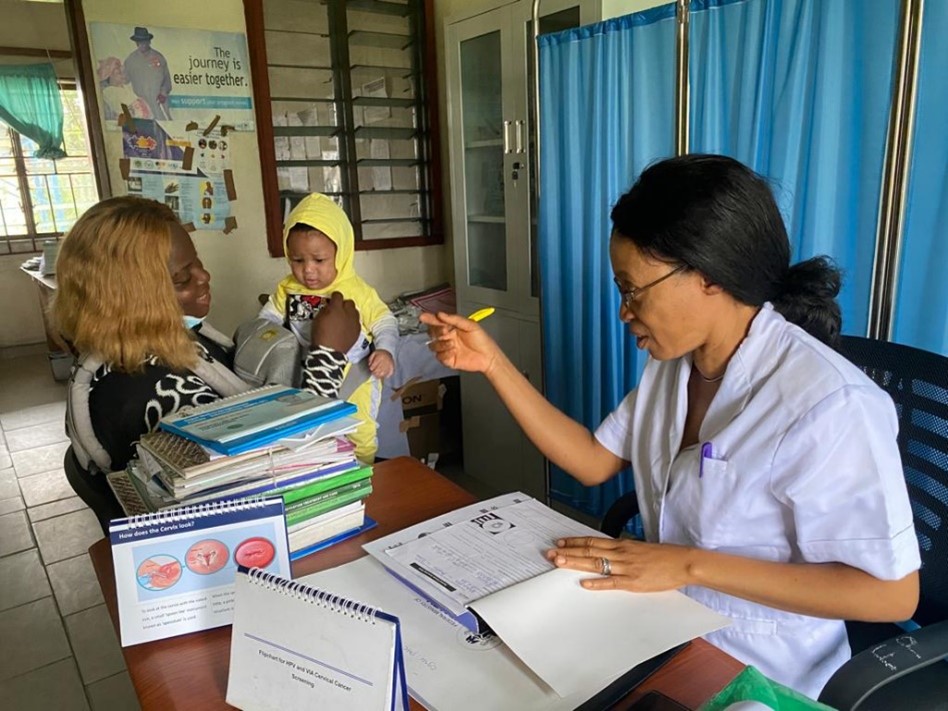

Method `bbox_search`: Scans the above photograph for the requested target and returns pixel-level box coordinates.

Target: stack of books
[107,385,376,559]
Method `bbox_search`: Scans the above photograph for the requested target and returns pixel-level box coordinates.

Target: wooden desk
[90,457,742,710]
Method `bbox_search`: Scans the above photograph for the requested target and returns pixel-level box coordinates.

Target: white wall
[0,0,73,349]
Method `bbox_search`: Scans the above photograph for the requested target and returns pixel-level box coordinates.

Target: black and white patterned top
[86,329,347,471]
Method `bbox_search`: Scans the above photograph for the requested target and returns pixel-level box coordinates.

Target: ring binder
[245,567,380,623]
[228,567,409,710]
[124,496,271,528]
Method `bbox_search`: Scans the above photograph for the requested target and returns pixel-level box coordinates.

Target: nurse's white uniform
[594,304,920,698]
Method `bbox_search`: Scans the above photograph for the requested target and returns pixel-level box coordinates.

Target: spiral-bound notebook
[227,567,409,711]
[109,497,291,646]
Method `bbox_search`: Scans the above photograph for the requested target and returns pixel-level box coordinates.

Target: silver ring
[600,557,612,576]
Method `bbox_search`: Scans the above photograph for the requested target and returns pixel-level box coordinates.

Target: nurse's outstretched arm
[548,536,919,623]
[422,311,624,485]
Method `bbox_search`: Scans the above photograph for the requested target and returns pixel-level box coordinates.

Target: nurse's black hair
[610,154,842,349]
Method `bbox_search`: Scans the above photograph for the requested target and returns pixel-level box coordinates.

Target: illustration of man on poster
[124,26,172,120]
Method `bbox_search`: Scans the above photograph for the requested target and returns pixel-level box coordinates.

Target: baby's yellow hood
[282,193,355,291]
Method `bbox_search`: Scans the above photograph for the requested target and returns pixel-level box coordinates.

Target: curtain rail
[869,0,925,341]
[675,0,690,156]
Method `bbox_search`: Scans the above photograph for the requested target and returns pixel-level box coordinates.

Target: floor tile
[0,466,21,500]
[0,548,51,613]
[0,657,89,711]
[0,451,11,469]
[11,440,70,478]
[28,496,87,523]
[33,508,102,564]
[0,510,34,557]
[0,597,71,681]
[47,554,103,616]
[65,604,127,685]
[87,670,141,711]
[19,468,73,507]
[4,420,68,453]
[0,400,66,432]
[0,354,67,413]
[0,494,26,515]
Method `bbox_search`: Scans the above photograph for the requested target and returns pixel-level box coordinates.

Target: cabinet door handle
[514,120,524,154]
[503,120,511,154]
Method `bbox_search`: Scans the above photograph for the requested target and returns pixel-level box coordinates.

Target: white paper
[469,567,731,697]
[302,557,624,711]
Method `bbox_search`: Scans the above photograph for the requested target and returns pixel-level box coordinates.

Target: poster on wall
[120,118,236,231]
[89,22,254,130]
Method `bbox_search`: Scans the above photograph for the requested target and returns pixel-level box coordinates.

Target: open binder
[227,566,410,711]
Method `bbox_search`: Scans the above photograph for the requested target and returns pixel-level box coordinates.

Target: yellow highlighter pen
[426,307,495,345]
[467,307,495,323]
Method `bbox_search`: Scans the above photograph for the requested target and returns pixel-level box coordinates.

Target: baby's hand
[369,349,395,379]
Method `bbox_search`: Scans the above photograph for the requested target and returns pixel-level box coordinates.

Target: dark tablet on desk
[574,643,690,711]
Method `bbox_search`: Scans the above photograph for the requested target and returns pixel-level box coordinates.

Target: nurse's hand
[421,311,503,376]
[546,536,695,592]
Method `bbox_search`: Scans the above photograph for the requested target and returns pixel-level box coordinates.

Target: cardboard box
[395,377,460,463]
[398,378,443,415]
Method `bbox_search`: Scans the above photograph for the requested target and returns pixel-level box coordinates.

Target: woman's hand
[311,292,361,354]
[546,536,696,593]
[420,311,503,375]
[368,348,395,379]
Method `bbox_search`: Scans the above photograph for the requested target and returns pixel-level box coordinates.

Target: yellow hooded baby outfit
[259,194,398,462]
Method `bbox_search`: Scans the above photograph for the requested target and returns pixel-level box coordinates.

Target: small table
[89,457,742,709]
[20,266,74,380]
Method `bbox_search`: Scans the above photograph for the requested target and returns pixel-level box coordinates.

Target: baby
[259,194,397,462]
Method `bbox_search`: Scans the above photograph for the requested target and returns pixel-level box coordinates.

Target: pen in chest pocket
[699,442,713,478]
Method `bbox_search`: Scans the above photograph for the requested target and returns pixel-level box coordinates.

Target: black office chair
[600,335,948,708]
[817,335,948,709]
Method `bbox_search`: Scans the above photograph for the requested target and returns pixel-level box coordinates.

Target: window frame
[0,79,98,255]
[243,0,443,257]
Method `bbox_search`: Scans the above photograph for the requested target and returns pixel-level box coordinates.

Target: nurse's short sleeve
[594,390,637,461]
[771,384,920,580]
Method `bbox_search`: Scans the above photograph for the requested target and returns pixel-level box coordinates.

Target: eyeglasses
[613,264,686,308]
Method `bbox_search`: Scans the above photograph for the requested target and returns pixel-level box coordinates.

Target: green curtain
[0,63,66,159]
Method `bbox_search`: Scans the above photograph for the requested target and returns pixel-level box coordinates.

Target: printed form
[383,498,594,608]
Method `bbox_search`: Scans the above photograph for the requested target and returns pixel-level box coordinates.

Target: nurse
[422,154,920,697]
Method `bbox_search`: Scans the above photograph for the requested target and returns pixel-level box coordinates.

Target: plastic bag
[701,667,836,711]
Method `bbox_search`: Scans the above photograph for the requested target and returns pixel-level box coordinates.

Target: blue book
[159,385,357,455]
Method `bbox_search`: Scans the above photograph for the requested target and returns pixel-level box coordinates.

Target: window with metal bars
[0,87,98,255]
[244,0,442,256]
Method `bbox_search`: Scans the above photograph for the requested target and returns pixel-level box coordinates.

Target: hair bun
[772,256,843,349]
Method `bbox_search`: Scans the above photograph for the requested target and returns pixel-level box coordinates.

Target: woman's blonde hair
[52,196,199,373]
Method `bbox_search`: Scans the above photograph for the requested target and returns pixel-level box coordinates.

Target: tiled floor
[0,353,140,711]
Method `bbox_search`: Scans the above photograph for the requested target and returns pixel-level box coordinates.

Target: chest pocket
[667,454,745,548]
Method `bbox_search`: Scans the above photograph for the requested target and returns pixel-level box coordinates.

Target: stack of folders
[107,385,377,559]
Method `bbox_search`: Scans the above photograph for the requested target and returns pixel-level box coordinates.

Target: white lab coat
[595,304,920,698]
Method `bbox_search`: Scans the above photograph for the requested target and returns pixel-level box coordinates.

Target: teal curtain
[0,63,66,159]
[689,0,900,338]
[539,6,676,518]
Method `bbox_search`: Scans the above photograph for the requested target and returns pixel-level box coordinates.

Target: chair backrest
[838,335,948,627]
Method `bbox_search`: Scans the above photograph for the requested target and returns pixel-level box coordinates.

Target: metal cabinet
[445,0,599,498]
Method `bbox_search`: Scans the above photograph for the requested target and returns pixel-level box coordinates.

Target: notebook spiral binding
[125,495,271,528]
[247,567,378,624]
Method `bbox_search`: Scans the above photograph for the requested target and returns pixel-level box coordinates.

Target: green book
[286,482,373,527]
[273,464,373,506]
